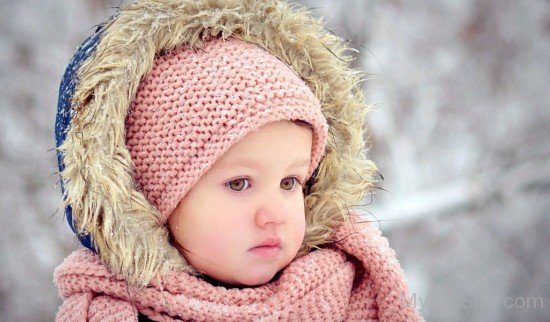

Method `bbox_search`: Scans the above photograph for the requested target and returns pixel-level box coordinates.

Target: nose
[254,197,288,228]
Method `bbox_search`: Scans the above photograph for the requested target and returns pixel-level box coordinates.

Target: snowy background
[1,0,548,321]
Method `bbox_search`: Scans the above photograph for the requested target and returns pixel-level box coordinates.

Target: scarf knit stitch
[54,219,422,321]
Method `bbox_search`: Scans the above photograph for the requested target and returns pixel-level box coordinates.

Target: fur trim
[58,0,378,286]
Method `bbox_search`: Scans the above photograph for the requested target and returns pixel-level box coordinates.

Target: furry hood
[55,0,378,286]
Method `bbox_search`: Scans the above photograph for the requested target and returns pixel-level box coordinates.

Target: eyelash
[224,177,304,192]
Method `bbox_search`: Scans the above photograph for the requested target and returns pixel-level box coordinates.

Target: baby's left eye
[281,177,300,191]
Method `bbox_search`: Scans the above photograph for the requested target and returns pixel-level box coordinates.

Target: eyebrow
[218,158,310,170]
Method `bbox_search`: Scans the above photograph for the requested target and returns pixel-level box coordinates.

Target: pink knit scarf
[54,220,422,321]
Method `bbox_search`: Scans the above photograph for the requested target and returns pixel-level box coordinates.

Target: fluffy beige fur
[58,0,379,286]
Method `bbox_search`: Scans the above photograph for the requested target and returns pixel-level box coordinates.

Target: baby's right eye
[225,178,250,192]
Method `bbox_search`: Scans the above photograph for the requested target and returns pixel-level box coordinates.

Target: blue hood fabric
[55,26,106,252]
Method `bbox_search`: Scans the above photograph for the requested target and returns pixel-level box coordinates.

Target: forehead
[213,121,313,168]
[217,156,311,170]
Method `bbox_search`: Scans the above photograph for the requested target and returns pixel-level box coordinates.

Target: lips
[253,237,281,248]
[249,237,281,259]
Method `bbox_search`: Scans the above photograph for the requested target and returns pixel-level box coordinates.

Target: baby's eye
[281,177,300,191]
[226,178,250,192]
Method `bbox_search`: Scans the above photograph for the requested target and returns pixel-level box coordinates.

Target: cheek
[179,217,228,250]
[181,211,245,255]
[191,231,226,254]
[295,216,306,240]
[289,202,307,243]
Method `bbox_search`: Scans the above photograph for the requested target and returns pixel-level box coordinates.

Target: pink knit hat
[125,36,328,223]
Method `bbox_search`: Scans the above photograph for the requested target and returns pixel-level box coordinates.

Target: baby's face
[168,120,312,286]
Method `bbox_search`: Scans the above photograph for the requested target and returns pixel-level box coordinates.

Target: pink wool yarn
[125,36,329,222]
[55,216,422,321]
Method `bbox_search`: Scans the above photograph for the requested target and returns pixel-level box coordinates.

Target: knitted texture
[125,36,329,222]
[55,217,422,321]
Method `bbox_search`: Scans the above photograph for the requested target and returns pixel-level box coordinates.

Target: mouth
[249,237,281,259]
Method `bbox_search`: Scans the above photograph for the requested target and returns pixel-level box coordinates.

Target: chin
[236,269,279,286]
[203,268,278,287]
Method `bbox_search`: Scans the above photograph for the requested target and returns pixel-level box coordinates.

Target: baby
[53,0,422,321]
[167,120,315,287]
